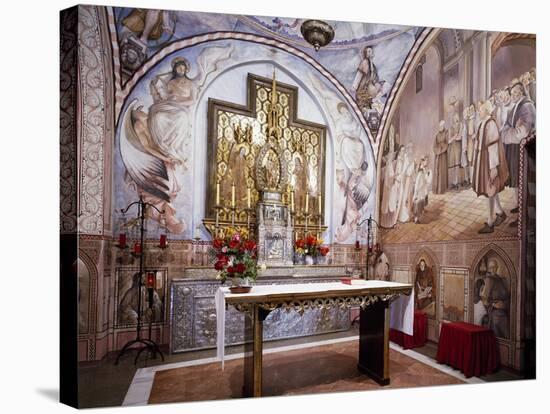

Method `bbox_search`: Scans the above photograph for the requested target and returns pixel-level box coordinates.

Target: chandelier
[300,20,335,51]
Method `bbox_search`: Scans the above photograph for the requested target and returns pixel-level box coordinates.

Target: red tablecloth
[436,321,500,378]
[390,310,427,349]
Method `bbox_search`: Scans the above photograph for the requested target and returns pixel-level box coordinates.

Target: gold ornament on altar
[255,140,288,193]
[203,71,327,238]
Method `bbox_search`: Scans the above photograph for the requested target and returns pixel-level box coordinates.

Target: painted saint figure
[398,144,415,223]
[501,82,536,227]
[448,112,463,190]
[412,156,432,223]
[433,120,448,194]
[414,259,435,317]
[479,258,510,338]
[472,100,509,234]
[353,46,382,113]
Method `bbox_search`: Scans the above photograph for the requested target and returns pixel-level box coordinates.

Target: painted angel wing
[120,99,171,202]
[352,163,372,210]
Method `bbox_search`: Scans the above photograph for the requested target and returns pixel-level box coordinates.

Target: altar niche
[203,72,327,239]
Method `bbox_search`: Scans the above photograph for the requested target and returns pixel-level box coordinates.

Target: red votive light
[118,233,126,248]
[133,242,142,255]
[159,234,167,248]
[146,272,155,288]
[355,240,360,249]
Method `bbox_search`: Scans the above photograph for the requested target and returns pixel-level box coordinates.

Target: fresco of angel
[120,45,233,234]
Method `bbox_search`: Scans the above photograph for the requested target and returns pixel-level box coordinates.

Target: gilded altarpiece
[204,73,327,236]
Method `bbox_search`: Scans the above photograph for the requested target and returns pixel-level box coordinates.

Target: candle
[305,193,309,213]
[247,187,251,208]
[118,233,127,248]
[231,182,236,207]
[216,179,220,205]
[291,191,295,212]
[133,242,142,255]
[318,194,322,214]
[146,272,155,289]
[159,234,167,248]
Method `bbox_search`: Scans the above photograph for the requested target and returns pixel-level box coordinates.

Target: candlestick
[159,234,167,248]
[118,233,127,249]
[305,193,309,214]
[146,272,155,288]
[216,179,220,205]
[231,182,236,208]
[133,241,142,255]
[247,187,251,208]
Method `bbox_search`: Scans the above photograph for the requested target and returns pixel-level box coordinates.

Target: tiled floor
[77,327,523,409]
[381,187,518,244]
[146,340,465,405]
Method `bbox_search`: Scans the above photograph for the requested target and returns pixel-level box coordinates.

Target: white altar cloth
[215,281,413,369]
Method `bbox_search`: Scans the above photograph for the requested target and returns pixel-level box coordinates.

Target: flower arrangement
[212,227,265,285]
[294,235,330,257]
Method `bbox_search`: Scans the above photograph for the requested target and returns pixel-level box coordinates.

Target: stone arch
[469,243,517,344]
[491,33,536,57]
[410,246,441,320]
[115,32,374,147]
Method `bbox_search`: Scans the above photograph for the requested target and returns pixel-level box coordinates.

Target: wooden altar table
[216,281,413,397]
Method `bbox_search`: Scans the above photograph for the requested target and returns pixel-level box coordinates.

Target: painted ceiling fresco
[112,7,424,134]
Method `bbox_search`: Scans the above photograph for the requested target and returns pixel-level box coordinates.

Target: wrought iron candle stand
[115,195,166,365]
[357,214,381,281]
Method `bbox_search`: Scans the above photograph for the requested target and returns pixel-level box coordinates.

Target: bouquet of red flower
[294,235,328,257]
[212,227,264,285]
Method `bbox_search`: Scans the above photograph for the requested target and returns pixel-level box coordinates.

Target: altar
[216,281,413,397]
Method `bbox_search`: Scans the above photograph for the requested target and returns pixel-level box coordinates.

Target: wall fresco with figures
[378,29,535,243]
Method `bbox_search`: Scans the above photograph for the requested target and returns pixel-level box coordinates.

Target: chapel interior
[60,5,536,408]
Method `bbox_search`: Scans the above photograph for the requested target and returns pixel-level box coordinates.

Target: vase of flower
[305,255,314,265]
[315,246,330,265]
[212,226,264,294]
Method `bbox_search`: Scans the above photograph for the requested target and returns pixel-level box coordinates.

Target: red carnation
[213,239,224,249]
[229,240,240,250]
[234,263,246,274]
[214,260,226,270]
[320,246,330,256]
[295,239,305,249]
[306,236,316,246]
[227,266,235,274]
[244,240,257,251]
